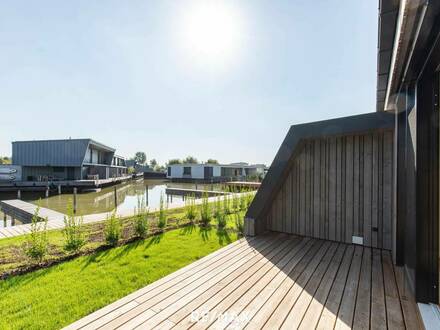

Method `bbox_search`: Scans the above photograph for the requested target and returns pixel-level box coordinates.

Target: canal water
[0,180,225,227]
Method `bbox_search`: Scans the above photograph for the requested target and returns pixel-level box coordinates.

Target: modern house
[244,0,440,325]
[166,163,266,182]
[11,139,127,181]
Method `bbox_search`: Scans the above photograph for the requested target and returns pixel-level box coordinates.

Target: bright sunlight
[179,1,244,69]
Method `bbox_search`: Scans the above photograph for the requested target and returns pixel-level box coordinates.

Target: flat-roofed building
[11,139,127,181]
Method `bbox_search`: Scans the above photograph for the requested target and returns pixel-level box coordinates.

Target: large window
[183,167,191,176]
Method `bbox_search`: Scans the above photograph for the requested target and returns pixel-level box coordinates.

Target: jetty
[165,188,228,198]
[225,181,261,190]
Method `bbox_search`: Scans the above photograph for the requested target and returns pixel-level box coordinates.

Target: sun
[179,1,243,69]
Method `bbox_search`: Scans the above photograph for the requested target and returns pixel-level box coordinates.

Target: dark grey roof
[376,0,399,112]
[376,1,440,111]
[12,139,115,167]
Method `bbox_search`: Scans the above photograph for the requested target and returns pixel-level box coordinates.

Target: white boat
[0,174,15,181]
[0,167,17,174]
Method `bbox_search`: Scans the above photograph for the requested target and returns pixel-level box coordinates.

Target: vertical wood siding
[266,130,394,250]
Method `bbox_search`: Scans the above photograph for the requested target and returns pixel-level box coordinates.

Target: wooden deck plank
[167,237,308,329]
[334,245,363,330]
[64,235,424,330]
[253,241,331,329]
[224,239,321,330]
[96,236,276,330]
[382,250,405,329]
[394,265,424,329]
[64,236,258,330]
[139,237,300,329]
[352,247,371,330]
[280,242,340,329]
[370,248,387,330]
[316,244,355,329]
[195,239,321,330]
[298,244,347,330]
[218,239,318,330]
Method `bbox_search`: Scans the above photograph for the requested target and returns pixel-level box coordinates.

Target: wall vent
[352,236,364,245]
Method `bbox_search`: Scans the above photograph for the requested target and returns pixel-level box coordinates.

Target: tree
[149,159,157,168]
[183,156,198,164]
[134,152,146,165]
[206,159,219,164]
[168,158,182,165]
[0,156,11,165]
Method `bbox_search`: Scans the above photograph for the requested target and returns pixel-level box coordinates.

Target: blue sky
[0,0,378,166]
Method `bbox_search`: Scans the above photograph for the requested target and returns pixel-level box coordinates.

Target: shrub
[245,192,255,209]
[185,194,197,222]
[105,210,121,246]
[239,193,247,211]
[63,200,86,252]
[214,197,226,228]
[235,212,244,235]
[231,193,239,212]
[24,206,48,263]
[200,191,211,226]
[158,193,167,230]
[134,197,149,238]
[222,194,231,214]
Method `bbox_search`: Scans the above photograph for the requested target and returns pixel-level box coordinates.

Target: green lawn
[0,226,239,330]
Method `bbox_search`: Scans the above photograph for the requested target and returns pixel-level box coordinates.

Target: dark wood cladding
[266,130,394,250]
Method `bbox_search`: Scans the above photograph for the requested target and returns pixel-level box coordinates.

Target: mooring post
[3,213,6,227]
[45,186,49,198]
[195,182,198,190]
[114,186,117,209]
[171,194,173,203]
[11,217,15,226]
[145,185,149,206]
[58,185,61,195]
[73,187,77,214]
[17,189,21,200]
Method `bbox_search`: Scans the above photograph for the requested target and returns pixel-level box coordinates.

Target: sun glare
[179,1,243,69]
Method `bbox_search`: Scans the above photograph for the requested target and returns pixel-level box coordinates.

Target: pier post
[58,185,61,195]
[171,195,173,203]
[11,217,15,226]
[195,183,198,190]
[3,213,6,227]
[73,187,77,214]
[145,185,149,206]
[17,190,21,200]
[114,186,117,209]
[45,186,50,198]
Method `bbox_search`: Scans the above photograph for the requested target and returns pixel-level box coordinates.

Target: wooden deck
[65,234,423,329]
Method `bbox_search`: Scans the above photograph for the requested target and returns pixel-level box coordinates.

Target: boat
[0,174,15,181]
[0,167,17,174]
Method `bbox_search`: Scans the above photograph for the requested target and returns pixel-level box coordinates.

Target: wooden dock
[0,175,134,192]
[165,188,228,198]
[64,234,423,329]
[0,200,65,224]
[226,181,261,189]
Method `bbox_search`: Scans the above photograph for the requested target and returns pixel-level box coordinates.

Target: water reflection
[0,180,224,223]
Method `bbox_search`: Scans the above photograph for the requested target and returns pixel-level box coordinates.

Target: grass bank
[0,224,240,329]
